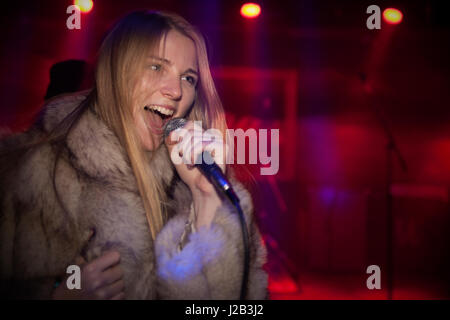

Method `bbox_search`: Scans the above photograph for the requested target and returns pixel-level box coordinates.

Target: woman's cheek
[181,90,196,116]
[134,77,152,102]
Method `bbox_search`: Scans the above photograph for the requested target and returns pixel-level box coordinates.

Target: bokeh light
[383,8,403,24]
[74,0,94,13]
[240,3,261,19]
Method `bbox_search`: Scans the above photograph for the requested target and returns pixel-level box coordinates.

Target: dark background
[1,0,449,299]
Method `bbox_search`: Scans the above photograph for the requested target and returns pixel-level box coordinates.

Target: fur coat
[0,92,268,300]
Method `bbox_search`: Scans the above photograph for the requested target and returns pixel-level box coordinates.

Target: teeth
[146,105,174,116]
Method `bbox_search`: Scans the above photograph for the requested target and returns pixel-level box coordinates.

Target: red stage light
[383,8,403,24]
[74,0,94,13]
[240,3,261,19]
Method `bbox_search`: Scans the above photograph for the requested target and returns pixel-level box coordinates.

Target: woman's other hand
[52,250,125,300]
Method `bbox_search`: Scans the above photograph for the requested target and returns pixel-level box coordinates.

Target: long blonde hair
[93,11,228,240]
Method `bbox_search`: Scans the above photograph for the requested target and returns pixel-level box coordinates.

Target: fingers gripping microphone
[163,118,239,204]
[163,117,249,300]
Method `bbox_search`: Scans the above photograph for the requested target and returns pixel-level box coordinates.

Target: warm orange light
[383,8,403,24]
[240,3,261,19]
[74,0,94,13]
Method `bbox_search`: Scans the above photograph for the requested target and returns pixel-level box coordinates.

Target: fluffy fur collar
[40,91,175,192]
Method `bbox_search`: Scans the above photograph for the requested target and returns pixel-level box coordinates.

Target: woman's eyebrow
[185,68,198,76]
[148,55,171,64]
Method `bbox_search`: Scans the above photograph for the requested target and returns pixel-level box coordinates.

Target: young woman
[0,11,267,299]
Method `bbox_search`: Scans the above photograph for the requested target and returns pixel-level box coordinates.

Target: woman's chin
[141,135,163,152]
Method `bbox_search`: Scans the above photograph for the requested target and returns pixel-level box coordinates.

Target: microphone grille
[163,117,187,139]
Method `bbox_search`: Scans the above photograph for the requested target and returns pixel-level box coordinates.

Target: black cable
[232,198,250,300]
[194,150,250,299]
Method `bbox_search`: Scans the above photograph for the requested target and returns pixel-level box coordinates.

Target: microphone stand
[360,73,408,300]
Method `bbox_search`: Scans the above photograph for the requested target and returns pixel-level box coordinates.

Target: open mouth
[144,105,174,120]
[143,105,175,136]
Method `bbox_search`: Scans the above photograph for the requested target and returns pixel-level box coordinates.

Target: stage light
[383,8,403,24]
[240,3,261,19]
[74,0,94,13]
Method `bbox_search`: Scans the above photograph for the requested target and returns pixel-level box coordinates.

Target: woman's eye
[150,64,161,71]
[182,75,197,86]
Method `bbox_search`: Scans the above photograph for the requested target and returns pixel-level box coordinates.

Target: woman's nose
[160,76,182,100]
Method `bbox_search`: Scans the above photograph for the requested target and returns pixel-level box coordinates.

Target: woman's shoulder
[38,90,91,133]
[0,90,91,186]
[0,90,91,143]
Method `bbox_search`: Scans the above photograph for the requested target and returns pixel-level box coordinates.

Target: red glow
[240,3,261,19]
[74,0,94,13]
[383,8,403,24]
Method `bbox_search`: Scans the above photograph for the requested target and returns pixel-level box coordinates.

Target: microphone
[163,117,239,204]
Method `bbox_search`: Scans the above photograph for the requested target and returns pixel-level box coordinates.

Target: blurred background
[1,0,449,299]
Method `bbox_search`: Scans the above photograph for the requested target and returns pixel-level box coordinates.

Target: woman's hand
[165,120,226,229]
[52,250,125,300]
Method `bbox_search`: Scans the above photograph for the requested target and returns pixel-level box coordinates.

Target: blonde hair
[93,11,228,240]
